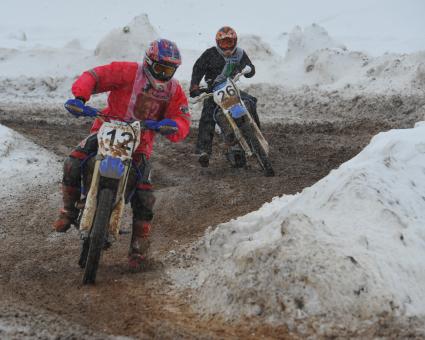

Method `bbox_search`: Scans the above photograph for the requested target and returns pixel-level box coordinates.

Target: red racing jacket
[72,61,191,158]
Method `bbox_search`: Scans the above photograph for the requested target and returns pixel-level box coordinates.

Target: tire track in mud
[0,118,390,338]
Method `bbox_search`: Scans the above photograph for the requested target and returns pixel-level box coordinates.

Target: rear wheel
[240,120,274,176]
[82,188,114,284]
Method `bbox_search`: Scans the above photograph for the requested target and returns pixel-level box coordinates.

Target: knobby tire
[240,120,274,176]
[82,188,114,284]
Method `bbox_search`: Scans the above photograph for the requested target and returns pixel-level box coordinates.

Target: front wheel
[240,120,275,177]
[82,188,114,284]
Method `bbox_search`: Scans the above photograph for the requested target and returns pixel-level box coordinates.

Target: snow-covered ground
[0,125,60,201]
[170,121,425,333]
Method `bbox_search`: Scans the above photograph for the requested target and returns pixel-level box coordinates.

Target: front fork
[79,156,131,242]
[222,110,253,157]
[241,110,270,155]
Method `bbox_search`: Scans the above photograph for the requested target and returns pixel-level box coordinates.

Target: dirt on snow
[0,110,410,338]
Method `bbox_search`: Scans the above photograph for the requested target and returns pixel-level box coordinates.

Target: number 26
[217,85,236,101]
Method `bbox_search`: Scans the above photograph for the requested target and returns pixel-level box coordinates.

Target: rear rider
[189,26,260,167]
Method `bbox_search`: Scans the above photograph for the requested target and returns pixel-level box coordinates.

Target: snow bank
[1,17,425,123]
[95,14,159,61]
[277,24,425,94]
[0,124,60,200]
[0,13,160,107]
[171,122,425,332]
[285,24,346,62]
[238,34,279,61]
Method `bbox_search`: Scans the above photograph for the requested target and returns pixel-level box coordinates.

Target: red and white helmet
[144,39,181,89]
[216,26,237,56]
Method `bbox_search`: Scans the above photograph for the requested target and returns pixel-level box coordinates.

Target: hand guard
[144,119,178,136]
[64,99,98,118]
[242,65,252,77]
[64,98,85,117]
[82,105,98,117]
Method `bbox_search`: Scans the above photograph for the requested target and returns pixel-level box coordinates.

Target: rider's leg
[196,97,217,167]
[240,91,260,129]
[53,157,82,232]
[53,134,98,232]
[129,155,155,271]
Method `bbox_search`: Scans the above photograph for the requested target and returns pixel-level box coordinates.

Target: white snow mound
[239,34,278,61]
[94,14,159,61]
[173,122,425,330]
[0,124,60,200]
[303,48,369,84]
[285,23,346,62]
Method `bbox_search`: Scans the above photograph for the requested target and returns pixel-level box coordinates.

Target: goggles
[152,62,177,80]
[218,38,236,50]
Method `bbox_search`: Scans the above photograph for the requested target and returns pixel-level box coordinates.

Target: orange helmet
[216,26,237,56]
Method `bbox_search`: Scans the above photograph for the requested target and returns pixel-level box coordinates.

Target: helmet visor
[152,62,177,80]
[218,37,236,50]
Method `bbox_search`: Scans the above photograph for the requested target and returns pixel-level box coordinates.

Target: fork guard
[79,158,130,240]
[244,111,270,155]
[222,111,253,157]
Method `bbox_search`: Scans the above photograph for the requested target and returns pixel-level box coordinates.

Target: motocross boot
[53,185,80,232]
[198,152,210,167]
[265,167,275,177]
[128,220,152,272]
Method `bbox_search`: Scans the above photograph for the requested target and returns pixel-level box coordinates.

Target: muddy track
[0,118,391,338]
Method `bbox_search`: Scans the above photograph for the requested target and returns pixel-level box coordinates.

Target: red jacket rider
[54,39,190,272]
[72,60,190,158]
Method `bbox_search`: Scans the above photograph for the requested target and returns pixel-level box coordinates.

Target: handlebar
[189,70,247,104]
[64,102,177,134]
[190,91,213,104]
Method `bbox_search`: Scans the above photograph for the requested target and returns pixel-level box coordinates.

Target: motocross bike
[64,101,176,284]
[191,69,274,176]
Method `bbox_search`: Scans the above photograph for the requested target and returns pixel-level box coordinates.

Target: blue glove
[157,119,178,136]
[144,119,178,136]
[64,98,85,117]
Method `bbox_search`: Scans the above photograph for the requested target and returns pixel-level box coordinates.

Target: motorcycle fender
[99,156,125,179]
[229,104,247,119]
[79,160,101,233]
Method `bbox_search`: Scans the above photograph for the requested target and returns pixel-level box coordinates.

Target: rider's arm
[240,51,256,78]
[163,83,191,142]
[72,62,137,102]
[190,49,209,89]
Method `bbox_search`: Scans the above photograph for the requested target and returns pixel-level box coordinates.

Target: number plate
[213,80,240,110]
[97,121,141,160]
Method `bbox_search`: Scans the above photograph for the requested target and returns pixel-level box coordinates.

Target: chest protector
[126,64,177,121]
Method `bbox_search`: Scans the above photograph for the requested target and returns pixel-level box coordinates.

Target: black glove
[190,89,201,98]
[189,85,201,98]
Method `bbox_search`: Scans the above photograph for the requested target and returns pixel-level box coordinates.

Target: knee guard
[63,156,82,188]
[131,189,156,222]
